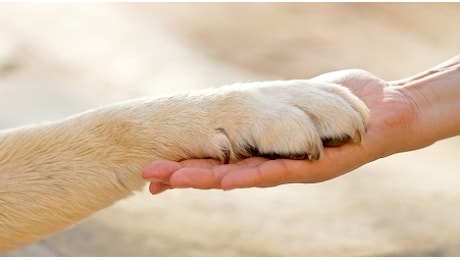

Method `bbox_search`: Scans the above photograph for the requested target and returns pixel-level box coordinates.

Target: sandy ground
[1,3,460,256]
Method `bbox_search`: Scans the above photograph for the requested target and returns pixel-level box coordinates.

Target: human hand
[142,69,422,194]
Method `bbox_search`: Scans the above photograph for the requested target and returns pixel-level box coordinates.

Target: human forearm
[394,55,460,149]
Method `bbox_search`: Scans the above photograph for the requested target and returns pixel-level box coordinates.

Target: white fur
[0,80,368,252]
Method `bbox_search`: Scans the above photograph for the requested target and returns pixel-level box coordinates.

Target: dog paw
[211,80,369,161]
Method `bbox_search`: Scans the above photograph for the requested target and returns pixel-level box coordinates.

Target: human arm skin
[142,55,460,193]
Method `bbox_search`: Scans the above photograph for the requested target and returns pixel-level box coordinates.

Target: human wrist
[397,61,460,149]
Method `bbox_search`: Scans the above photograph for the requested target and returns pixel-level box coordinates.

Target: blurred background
[1,3,460,256]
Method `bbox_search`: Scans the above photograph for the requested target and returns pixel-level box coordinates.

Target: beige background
[1,3,459,256]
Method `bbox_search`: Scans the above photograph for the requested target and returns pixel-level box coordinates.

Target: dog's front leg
[0,94,225,252]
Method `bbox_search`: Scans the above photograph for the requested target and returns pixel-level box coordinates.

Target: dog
[0,79,368,252]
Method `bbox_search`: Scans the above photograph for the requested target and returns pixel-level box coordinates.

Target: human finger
[142,160,182,183]
[221,144,367,190]
[169,157,269,189]
[148,181,171,195]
